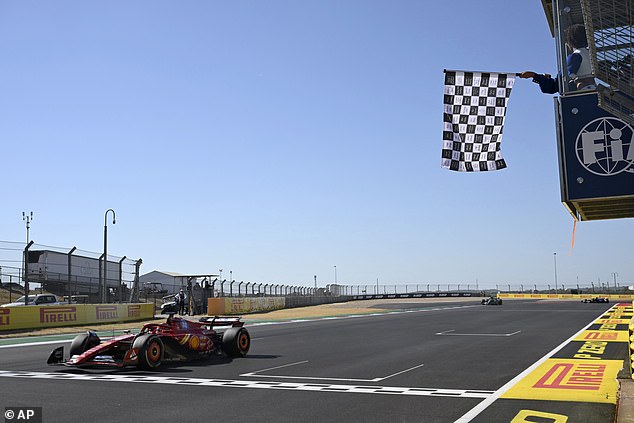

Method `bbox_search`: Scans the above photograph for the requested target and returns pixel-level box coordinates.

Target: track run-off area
[0,299,628,422]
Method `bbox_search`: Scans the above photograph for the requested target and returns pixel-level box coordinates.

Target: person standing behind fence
[176,289,186,315]
[520,24,595,93]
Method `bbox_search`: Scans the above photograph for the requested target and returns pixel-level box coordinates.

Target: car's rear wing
[199,316,244,328]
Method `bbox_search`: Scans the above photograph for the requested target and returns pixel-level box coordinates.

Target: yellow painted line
[502,358,621,404]
[573,330,629,343]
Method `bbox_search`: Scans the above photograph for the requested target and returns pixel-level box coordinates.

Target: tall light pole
[333,266,337,285]
[230,270,232,282]
[22,212,34,297]
[612,272,619,292]
[553,252,558,294]
[22,211,34,243]
[103,209,116,303]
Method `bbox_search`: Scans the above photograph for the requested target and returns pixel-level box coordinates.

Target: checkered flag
[441,70,516,172]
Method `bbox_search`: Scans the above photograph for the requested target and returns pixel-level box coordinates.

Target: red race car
[47,315,250,370]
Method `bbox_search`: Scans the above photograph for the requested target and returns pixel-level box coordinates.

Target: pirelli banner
[208,297,286,315]
[0,303,154,331]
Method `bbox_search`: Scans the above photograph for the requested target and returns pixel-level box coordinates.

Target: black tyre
[69,331,101,356]
[222,327,250,357]
[133,334,164,370]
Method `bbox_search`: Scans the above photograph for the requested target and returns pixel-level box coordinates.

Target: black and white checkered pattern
[0,370,495,399]
[441,70,515,172]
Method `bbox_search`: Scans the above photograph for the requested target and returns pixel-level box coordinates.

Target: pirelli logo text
[96,305,119,320]
[0,308,10,326]
[128,305,141,318]
[583,332,619,341]
[40,307,77,324]
[574,341,608,360]
[533,363,607,391]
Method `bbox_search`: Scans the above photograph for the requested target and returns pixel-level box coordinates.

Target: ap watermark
[4,408,42,423]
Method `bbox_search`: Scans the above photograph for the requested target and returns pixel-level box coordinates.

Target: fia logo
[575,117,634,176]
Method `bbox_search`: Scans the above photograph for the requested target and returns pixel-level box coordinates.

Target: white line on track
[453,304,616,423]
[435,329,521,337]
[240,361,426,383]
[0,370,495,399]
[0,340,70,349]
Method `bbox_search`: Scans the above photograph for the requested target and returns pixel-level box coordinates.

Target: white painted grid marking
[0,370,494,399]
[436,329,521,337]
[241,361,426,383]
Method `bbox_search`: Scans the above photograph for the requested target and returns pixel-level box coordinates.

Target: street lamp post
[553,252,558,295]
[103,209,116,303]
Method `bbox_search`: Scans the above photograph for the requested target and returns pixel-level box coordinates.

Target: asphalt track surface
[0,299,621,422]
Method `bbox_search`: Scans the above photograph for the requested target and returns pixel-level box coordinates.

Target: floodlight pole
[553,252,558,294]
[22,211,34,244]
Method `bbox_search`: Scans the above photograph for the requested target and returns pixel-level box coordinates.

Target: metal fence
[0,240,141,304]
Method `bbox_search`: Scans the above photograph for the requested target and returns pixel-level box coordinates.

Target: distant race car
[582,297,610,303]
[481,296,503,305]
[47,315,250,370]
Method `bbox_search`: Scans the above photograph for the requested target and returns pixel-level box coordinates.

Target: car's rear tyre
[133,334,164,370]
[222,327,250,357]
[69,331,101,357]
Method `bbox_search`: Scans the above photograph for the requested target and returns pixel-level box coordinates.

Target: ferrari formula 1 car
[47,315,250,370]
[582,297,610,303]
[481,296,503,305]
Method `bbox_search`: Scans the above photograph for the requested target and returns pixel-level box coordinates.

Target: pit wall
[208,296,353,315]
[499,294,634,300]
[0,303,154,331]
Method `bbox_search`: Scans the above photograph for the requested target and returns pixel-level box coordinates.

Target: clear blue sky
[1,1,631,289]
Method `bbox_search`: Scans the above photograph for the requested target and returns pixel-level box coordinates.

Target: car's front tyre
[133,334,164,370]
